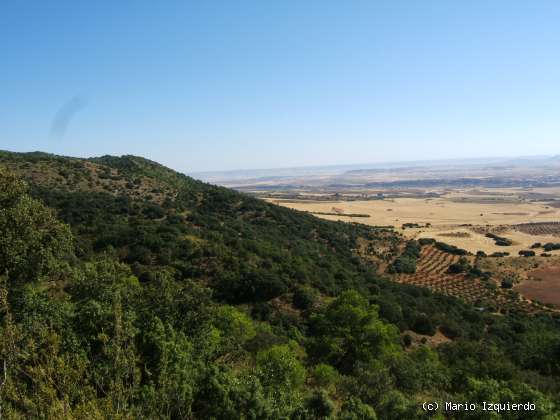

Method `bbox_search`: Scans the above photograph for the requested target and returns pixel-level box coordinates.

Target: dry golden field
[267,188,560,255]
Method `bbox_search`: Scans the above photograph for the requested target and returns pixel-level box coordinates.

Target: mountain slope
[1,150,400,301]
[1,150,560,418]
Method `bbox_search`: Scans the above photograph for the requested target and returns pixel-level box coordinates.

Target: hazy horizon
[190,154,558,176]
[2,148,558,178]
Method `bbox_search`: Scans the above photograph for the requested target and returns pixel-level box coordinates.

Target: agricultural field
[516,266,560,306]
[229,162,560,315]
[267,187,560,255]
[392,245,557,314]
[269,187,560,313]
[515,221,560,236]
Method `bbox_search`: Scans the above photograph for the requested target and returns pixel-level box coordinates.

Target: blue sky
[1,1,559,172]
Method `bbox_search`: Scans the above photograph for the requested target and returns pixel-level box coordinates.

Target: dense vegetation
[388,240,421,274]
[486,233,514,247]
[435,241,469,256]
[1,151,560,418]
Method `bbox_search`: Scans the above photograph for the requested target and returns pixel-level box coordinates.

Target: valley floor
[267,187,560,255]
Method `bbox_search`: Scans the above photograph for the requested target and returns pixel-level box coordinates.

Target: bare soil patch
[404,328,451,349]
[516,266,560,306]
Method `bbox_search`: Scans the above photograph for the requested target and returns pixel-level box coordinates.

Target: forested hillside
[1,151,560,419]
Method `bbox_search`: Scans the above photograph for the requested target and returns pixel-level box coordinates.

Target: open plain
[209,158,560,311]
[266,188,560,255]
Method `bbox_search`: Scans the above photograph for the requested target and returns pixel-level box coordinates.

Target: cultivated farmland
[515,222,560,237]
[392,245,553,314]
[268,188,560,255]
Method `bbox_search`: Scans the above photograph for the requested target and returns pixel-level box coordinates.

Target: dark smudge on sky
[50,95,88,139]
